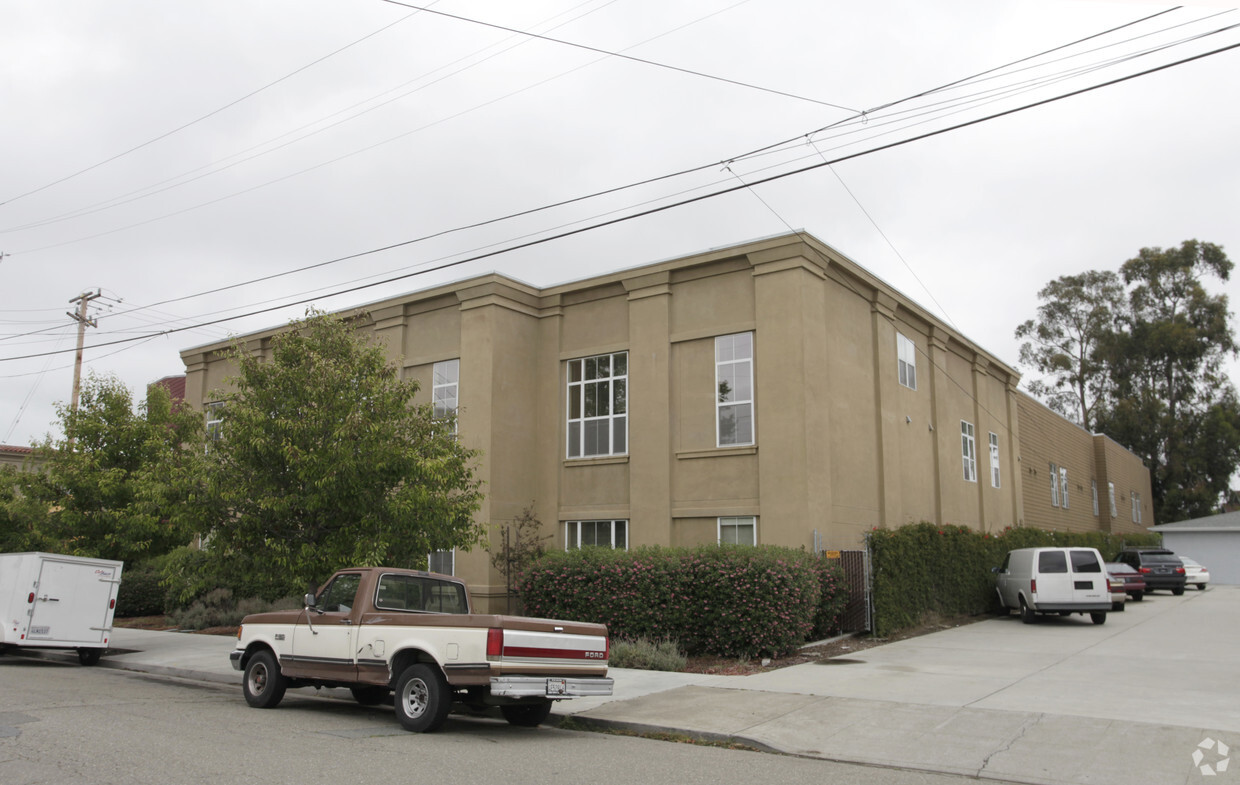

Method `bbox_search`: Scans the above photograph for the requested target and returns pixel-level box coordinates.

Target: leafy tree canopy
[4,374,203,562]
[195,310,484,597]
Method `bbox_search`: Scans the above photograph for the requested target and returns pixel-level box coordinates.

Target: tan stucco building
[180,232,1152,610]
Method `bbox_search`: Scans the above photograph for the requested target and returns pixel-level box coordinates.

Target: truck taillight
[605,637,610,661]
[487,628,503,657]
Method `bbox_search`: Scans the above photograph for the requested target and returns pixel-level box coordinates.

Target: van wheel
[1090,612,1107,625]
[243,651,288,709]
[995,591,1010,616]
[1019,598,1035,624]
[394,664,451,733]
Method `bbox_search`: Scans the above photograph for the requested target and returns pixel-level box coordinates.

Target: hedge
[518,545,848,659]
[869,523,1163,636]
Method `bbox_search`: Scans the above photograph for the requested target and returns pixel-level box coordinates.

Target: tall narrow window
[565,520,628,550]
[718,516,757,545]
[988,432,1000,488]
[716,333,754,446]
[1108,482,1117,517]
[1131,492,1142,524]
[961,421,977,482]
[567,352,628,458]
[1060,467,1069,510]
[428,549,454,576]
[1092,480,1099,516]
[433,359,459,435]
[205,402,225,445]
[897,332,917,390]
[1050,463,1059,507]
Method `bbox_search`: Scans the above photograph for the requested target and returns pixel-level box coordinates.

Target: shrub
[608,638,687,671]
[519,545,826,659]
[115,560,168,617]
[167,588,302,629]
[810,556,850,639]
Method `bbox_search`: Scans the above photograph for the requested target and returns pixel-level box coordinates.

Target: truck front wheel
[243,651,288,709]
[394,664,451,732]
[501,700,553,727]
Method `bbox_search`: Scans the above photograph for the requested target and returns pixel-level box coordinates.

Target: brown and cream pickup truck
[229,567,612,732]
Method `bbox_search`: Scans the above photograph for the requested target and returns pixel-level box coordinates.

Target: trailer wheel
[394,664,451,733]
[243,650,288,709]
[77,648,102,666]
[501,701,553,727]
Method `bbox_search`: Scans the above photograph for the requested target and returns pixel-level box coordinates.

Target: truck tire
[394,664,451,733]
[501,701,553,727]
[1019,597,1035,625]
[243,650,288,709]
[350,685,389,706]
[1090,612,1107,625]
[77,647,103,666]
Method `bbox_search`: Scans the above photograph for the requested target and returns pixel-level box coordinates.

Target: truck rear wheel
[501,701,553,727]
[243,650,288,709]
[77,647,103,666]
[394,664,451,733]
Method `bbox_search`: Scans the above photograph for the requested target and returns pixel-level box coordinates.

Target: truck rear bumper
[490,675,614,698]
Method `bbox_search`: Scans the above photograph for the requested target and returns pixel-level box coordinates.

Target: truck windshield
[375,574,468,613]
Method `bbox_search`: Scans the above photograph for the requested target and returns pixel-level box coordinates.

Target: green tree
[1015,270,1123,431]
[1098,241,1240,521]
[9,374,204,563]
[196,310,484,598]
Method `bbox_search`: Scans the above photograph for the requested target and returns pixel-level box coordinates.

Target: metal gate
[816,535,872,633]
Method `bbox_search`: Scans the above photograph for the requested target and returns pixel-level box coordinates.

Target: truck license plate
[546,678,567,696]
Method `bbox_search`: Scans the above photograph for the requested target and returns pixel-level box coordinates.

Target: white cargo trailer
[0,552,124,665]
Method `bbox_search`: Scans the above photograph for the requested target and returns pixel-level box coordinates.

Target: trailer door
[28,558,120,645]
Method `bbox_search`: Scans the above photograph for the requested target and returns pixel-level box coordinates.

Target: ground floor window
[565,520,628,550]
[718,516,757,545]
[428,549,454,575]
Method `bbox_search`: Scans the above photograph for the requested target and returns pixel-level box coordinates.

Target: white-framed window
[567,352,628,458]
[716,333,754,446]
[1050,463,1059,507]
[204,401,225,453]
[718,516,757,546]
[1092,480,1099,516]
[961,421,977,482]
[988,432,1000,488]
[433,359,459,435]
[428,549,454,576]
[565,520,628,550]
[1060,467,1069,510]
[1131,491,1142,524]
[1108,482,1117,518]
[897,332,917,390]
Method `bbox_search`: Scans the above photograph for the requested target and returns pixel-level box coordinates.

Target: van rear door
[1034,550,1072,605]
[1068,549,1107,602]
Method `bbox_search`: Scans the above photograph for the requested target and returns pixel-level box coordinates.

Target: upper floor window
[961,421,977,482]
[567,352,627,458]
[428,548,454,576]
[1092,480,1100,516]
[719,516,756,546]
[1060,467,1069,510]
[433,359,459,435]
[1131,491,1142,524]
[1108,482,1117,517]
[205,401,225,447]
[1050,463,1059,507]
[716,333,754,446]
[988,432,1000,488]
[565,520,628,550]
[897,332,917,390]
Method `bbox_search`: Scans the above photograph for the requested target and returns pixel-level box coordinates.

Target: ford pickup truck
[229,567,613,732]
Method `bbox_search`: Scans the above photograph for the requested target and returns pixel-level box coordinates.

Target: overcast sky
[2,0,1238,446]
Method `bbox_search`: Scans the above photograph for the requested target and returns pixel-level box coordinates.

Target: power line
[3,34,1236,364]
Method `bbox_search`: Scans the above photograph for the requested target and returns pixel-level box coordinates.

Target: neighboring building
[0,445,36,471]
[180,232,1152,611]
[149,375,187,404]
[1150,514,1240,585]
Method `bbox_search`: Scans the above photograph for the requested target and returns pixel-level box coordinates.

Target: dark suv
[1117,549,1186,595]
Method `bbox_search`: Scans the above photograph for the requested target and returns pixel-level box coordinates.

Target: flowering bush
[519,545,846,658]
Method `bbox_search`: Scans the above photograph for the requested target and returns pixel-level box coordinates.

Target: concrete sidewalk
[27,587,1240,785]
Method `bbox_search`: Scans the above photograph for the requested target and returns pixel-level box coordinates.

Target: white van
[992,547,1110,625]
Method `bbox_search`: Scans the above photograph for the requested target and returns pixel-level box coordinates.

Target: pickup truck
[229,567,613,732]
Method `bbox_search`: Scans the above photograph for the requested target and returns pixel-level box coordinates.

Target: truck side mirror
[304,593,317,609]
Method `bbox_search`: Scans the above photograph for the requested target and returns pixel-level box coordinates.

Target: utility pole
[67,289,101,414]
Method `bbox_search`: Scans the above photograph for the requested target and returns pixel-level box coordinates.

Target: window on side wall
[719,516,757,545]
[428,549,454,576]
[1131,492,1142,524]
[1092,480,1099,516]
[988,432,1000,488]
[1108,482,1117,517]
[1050,463,1059,507]
[432,359,460,436]
[1060,467,1069,510]
[897,332,917,390]
[716,333,754,446]
[961,421,977,482]
[565,520,628,550]
[205,401,225,451]
[567,352,628,458]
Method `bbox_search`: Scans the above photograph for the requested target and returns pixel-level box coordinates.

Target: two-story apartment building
[180,232,1152,611]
